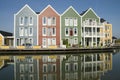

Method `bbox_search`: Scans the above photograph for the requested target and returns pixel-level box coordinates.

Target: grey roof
[0,30,13,36]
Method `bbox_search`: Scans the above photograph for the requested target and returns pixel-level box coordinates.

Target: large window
[65,28,69,36]
[43,64,47,72]
[70,18,73,26]
[24,28,28,36]
[65,18,69,26]
[52,27,56,36]
[52,38,56,45]
[74,38,78,44]
[74,18,77,26]
[48,17,51,26]
[42,27,47,36]
[29,64,34,73]
[29,17,33,25]
[74,27,78,36]
[42,17,47,26]
[19,27,24,36]
[20,64,24,73]
[19,17,24,25]
[42,38,47,47]
[52,17,56,25]
[29,27,33,36]
[24,16,28,26]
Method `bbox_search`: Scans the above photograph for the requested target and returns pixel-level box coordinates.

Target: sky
[0,0,120,38]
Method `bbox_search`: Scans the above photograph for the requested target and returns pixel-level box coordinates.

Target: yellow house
[0,33,4,46]
[100,19,112,46]
[0,30,13,47]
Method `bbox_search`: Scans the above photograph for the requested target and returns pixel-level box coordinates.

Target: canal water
[0,51,120,80]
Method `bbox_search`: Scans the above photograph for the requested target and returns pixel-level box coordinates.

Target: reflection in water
[0,53,112,80]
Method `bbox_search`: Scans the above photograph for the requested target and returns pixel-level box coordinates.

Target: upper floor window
[74,18,77,26]
[70,18,73,26]
[29,64,34,73]
[20,17,24,25]
[52,17,56,26]
[74,27,78,36]
[24,16,28,26]
[48,17,51,26]
[42,27,47,36]
[29,27,33,36]
[30,75,34,80]
[29,17,33,25]
[52,27,56,36]
[20,64,24,73]
[19,27,24,36]
[65,18,69,26]
[65,28,69,36]
[42,17,47,26]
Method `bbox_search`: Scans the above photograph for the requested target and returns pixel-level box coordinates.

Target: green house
[61,6,81,47]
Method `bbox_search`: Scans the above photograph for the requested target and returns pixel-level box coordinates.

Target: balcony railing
[82,32,104,37]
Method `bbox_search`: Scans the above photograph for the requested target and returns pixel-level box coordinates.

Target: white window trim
[29,64,34,73]
[42,17,47,26]
[52,17,56,26]
[65,28,69,36]
[29,75,34,80]
[19,17,24,25]
[42,38,47,48]
[52,38,56,45]
[19,27,24,36]
[69,18,73,26]
[43,64,47,73]
[65,18,69,26]
[74,27,78,36]
[29,17,33,25]
[74,38,78,44]
[20,75,25,80]
[52,27,56,36]
[74,18,78,26]
[47,17,52,26]
[29,27,33,36]
[42,27,47,36]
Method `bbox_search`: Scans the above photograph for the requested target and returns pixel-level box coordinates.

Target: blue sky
[0,0,120,37]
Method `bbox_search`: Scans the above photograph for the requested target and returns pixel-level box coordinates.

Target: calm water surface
[0,51,120,80]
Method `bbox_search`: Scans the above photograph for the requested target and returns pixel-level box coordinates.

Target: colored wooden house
[14,4,38,47]
[81,8,104,47]
[61,6,81,47]
[0,30,13,46]
[38,5,60,48]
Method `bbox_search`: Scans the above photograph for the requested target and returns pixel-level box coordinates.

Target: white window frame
[52,17,56,26]
[29,27,33,36]
[24,16,29,26]
[29,75,34,80]
[52,38,56,45]
[20,64,24,73]
[19,17,24,25]
[42,17,47,26]
[74,27,78,36]
[43,64,47,73]
[20,75,25,80]
[29,17,33,25]
[24,27,28,36]
[65,28,69,36]
[19,27,24,36]
[17,38,20,46]
[42,27,47,36]
[74,38,78,44]
[52,64,56,72]
[70,18,73,26]
[42,38,47,48]
[48,17,51,26]
[74,18,78,26]
[65,63,69,71]
[43,74,47,80]
[65,18,69,26]
[52,27,56,36]
[29,64,34,73]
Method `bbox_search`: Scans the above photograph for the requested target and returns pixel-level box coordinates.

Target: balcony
[82,22,103,28]
[82,32,104,37]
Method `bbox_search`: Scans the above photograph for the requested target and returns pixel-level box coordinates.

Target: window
[70,28,73,36]
[42,27,46,36]
[43,64,47,72]
[20,17,24,25]
[74,27,78,36]
[17,39,20,46]
[20,75,24,80]
[43,75,47,80]
[25,28,28,36]
[52,38,56,45]
[47,28,52,36]
[29,17,33,25]
[30,75,34,80]
[29,64,34,73]
[65,18,69,26]
[52,17,56,25]
[29,38,33,45]
[19,27,24,36]
[52,64,56,72]
[24,16,28,26]
[42,56,48,62]
[42,38,47,47]
[70,18,73,26]
[20,64,24,73]
[52,27,56,36]
[20,38,24,45]
[74,63,78,71]
[74,18,77,26]
[65,28,69,36]
[42,17,47,26]
[48,17,51,26]
[65,63,69,71]
[29,27,33,36]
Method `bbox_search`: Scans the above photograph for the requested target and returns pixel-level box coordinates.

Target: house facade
[81,8,104,47]
[61,6,81,47]
[38,5,60,48]
[14,4,38,47]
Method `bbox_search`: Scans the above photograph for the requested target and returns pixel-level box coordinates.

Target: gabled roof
[81,8,100,18]
[61,6,81,17]
[15,4,36,15]
[0,30,13,36]
[39,5,60,16]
